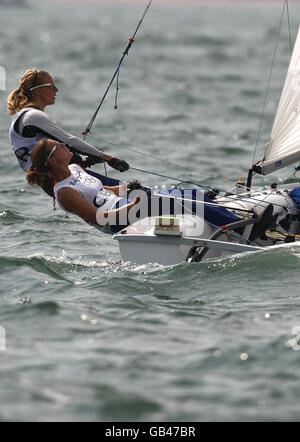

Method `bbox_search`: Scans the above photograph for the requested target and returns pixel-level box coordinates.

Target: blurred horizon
[28,0,300,4]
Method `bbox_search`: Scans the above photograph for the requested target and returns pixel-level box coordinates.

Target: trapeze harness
[9,107,105,171]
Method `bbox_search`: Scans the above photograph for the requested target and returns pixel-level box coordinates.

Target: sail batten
[259,27,300,175]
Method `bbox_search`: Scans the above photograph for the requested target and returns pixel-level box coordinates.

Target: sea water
[1,0,300,421]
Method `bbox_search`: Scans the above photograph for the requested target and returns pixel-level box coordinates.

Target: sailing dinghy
[113,24,300,266]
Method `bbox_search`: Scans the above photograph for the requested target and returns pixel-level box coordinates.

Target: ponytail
[7,68,47,115]
[26,166,49,187]
[7,86,32,115]
[26,166,55,205]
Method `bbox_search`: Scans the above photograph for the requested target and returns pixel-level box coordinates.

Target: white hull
[114,187,299,266]
[117,230,263,266]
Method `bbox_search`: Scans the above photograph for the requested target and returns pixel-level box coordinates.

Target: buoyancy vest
[9,108,45,171]
[54,164,125,213]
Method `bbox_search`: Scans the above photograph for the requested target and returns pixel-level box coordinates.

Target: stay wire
[252,0,286,167]
[286,0,293,55]
[86,133,236,185]
[115,67,121,110]
[130,166,217,192]
[82,0,152,139]
[85,138,281,210]
[87,134,279,209]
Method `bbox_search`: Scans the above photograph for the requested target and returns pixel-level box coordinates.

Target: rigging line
[216,189,292,210]
[251,0,286,168]
[286,0,293,54]
[171,198,257,246]
[86,133,236,185]
[92,136,282,209]
[130,166,244,203]
[114,67,121,110]
[171,181,268,212]
[173,179,257,210]
[82,0,152,139]
[280,168,300,184]
[170,195,259,247]
[130,166,217,191]
[131,166,291,210]
[152,193,254,214]
[246,188,278,213]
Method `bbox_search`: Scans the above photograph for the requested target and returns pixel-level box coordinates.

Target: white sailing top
[9,108,45,171]
[9,107,104,171]
[54,164,123,212]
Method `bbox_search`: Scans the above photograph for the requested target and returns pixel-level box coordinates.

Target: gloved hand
[127,180,141,190]
[82,155,105,168]
[108,157,130,172]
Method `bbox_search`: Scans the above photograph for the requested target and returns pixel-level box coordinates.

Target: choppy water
[1,0,300,422]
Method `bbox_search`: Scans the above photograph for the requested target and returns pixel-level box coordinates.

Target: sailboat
[113,24,300,266]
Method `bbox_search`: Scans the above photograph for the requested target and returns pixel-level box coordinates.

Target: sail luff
[267,76,300,143]
[268,82,299,141]
[258,26,300,175]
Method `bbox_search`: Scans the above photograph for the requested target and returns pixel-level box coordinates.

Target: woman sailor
[26,139,140,232]
[7,68,129,195]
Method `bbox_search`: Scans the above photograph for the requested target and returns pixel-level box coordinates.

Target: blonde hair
[7,68,48,115]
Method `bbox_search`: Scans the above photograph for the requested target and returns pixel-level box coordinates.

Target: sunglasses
[44,146,57,166]
[30,82,57,91]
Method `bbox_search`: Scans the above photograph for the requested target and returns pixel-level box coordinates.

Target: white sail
[259,26,300,175]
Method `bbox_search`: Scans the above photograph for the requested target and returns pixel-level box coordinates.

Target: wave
[0,210,70,225]
[0,254,70,281]
[0,250,139,282]
[120,242,300,282]
[58,242,300,298]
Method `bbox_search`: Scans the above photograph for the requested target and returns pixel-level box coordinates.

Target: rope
[82,0,152,138]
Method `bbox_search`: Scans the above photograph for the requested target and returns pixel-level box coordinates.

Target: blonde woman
[7,68,129,195]
[27,139,139,232]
